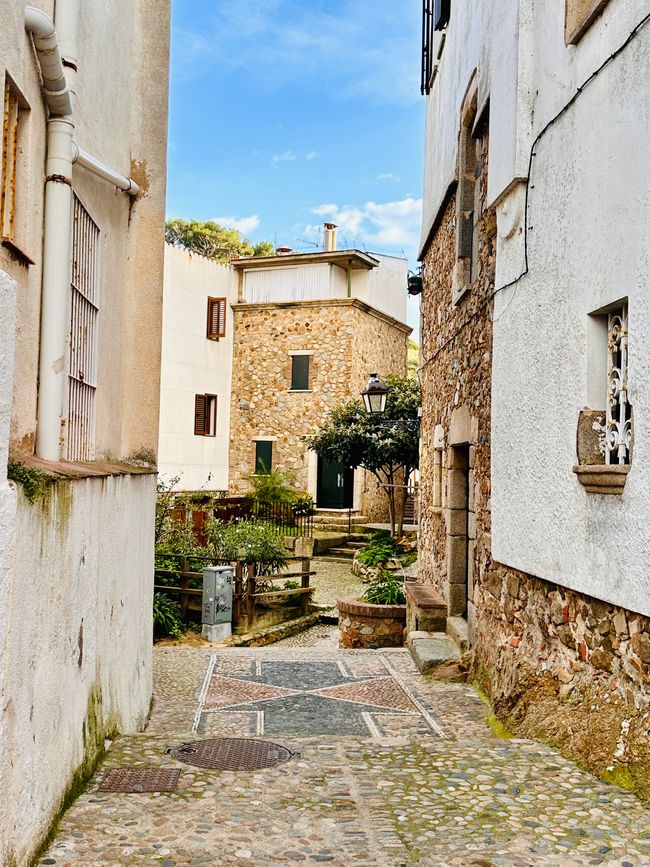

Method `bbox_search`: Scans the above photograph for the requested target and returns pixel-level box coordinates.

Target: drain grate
[99,767,181,793]
[168,737,295,770]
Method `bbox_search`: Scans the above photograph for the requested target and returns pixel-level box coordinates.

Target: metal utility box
[202,565,234,642]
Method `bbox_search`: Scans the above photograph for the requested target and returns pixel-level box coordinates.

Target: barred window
[66,195,100,461]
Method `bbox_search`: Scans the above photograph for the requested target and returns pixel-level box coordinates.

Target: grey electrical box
[202,565,234,642]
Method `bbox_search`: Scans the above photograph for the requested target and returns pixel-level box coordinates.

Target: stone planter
[338,596,406,649]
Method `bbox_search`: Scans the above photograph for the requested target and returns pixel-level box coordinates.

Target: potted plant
[338,570,407,649]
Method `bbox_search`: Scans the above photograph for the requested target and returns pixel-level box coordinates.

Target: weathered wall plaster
[492,10,650,618]
[0,472,155,867]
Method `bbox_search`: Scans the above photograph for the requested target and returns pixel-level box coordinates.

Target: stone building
[229,233,411,519]
[0,2,170,862]
[418,0,650,772]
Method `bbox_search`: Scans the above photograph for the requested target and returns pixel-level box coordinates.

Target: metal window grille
[606,306,631,465]
[291,355,310,390]
[66,195,100,461]
[207,297,227,339]
[255,441,273,474]
[1,79,19,240]
[421,0,433,95]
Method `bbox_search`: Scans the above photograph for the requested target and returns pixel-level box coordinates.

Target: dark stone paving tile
[239,693,380,736]
[246,660,358,690]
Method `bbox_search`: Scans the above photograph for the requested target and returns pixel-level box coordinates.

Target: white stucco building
[0,2,170,863]
[158,244,237,491]
[418,0,650,728]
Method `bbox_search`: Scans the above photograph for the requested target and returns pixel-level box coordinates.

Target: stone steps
[406,630,461,674]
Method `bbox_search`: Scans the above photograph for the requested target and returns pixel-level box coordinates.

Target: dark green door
[317,457,354,508]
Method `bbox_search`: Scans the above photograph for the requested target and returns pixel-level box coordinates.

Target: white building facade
[418,0,650,765]
[158,244,237,491]
[0,2,170,863]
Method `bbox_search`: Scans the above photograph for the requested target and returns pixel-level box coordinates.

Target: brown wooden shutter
[194,394,207,435]
[207,297,227,339]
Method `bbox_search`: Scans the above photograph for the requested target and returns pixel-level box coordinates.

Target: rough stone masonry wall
[229,299,409,521]
[419,132,650,776]
[419,126,496,618]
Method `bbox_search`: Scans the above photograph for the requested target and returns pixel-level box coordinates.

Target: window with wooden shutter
[1,79,20,241]
[255,440,273,474]
[291,355,310,390]
[207,297,227,340]
[194,394,217,436]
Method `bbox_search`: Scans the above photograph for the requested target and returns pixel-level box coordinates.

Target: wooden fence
[154,552,315,630]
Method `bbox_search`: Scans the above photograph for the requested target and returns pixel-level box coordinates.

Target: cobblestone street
[39,641,650,866]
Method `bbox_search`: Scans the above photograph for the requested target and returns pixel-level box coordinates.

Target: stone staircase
[312,509,370,533]
[318,533,368,563]
[404,582,465,672]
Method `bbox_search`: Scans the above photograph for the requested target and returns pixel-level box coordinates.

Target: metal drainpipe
[26,3,79,461]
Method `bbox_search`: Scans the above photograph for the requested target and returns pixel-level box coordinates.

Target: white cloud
[212,214,261,234]
[302,197,422,258]
[271,150,298,167]
[376,172,401,182]
[305,151,319,161]
[172,0,421,107]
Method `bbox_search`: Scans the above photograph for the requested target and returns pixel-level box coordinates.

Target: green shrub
[357,530,405,567]
[7,463,53,503]
[153,592,184,639]
[362,572,406,605]
[204,519,289,576]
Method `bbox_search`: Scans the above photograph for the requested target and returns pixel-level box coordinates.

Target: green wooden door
[317,457,353,509]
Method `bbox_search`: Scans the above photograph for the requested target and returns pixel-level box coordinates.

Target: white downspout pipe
[72,144,140,196]
[27,3,139,460]
[26,4,78,461]
[24,6,73,117]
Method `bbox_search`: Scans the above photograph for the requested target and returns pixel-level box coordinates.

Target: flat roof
[230,249,380,271]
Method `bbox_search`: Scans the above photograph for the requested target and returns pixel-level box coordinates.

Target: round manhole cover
[169,737,296,770]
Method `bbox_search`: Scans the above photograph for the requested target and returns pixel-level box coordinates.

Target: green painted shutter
[255,441,273,474]
[291,355,310,390]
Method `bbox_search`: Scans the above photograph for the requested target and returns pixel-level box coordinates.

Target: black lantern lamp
[407,270,423,296]
[361,373,389,415]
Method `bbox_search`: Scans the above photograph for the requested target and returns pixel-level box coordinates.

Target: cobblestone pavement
[41,646,650,866]
[309,557,365,608]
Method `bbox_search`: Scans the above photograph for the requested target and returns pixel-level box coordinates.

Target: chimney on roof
[276,246,293,255]
[323,222,338,252]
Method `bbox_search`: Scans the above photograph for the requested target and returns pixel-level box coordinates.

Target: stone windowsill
[573,463,630,495]
[452,283,469,307]
[288,389,312,394]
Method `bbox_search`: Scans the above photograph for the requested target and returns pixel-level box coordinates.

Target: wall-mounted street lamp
[361,373,389,416]
[407,273,423,295]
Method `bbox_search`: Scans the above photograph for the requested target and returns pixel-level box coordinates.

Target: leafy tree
[165,219,276,263]
[252,241,276,257]
[308,375,420,538]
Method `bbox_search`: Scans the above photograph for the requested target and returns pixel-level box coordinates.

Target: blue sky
[167,0,424,329]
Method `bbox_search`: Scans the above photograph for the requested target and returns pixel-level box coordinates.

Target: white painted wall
[243,255,408,325]
[159,245,236,491]
[491,4,650,618]
[366,254,409,324]
[1,474,155,866]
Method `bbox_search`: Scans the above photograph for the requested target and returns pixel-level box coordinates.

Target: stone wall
[419,126,650,765]
[472,565,650,711]
[419,125,496,631]
[228,298,409,521]
[338,597,406,649]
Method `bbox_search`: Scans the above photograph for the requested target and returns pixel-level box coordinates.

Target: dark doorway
[317,457,354,509]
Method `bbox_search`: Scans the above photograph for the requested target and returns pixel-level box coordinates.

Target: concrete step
[446,616,469,652]
[406,631,461,674]
[326,547,356,558]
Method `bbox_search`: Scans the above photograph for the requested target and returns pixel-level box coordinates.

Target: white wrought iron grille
[66,195,100,461]
[606,306,631,465]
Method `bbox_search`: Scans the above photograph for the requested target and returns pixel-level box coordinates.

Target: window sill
[573,464,630,495]
[452,283,469,307]
[288,389,312,394]
[2,237,35,268]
